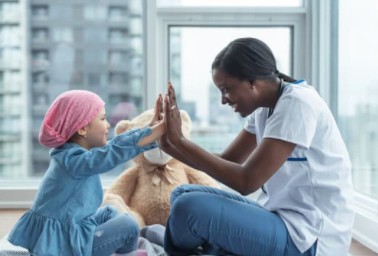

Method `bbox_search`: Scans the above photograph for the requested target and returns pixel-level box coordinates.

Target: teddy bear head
[114,109,192,167]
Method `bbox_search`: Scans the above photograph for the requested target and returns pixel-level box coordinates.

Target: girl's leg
[165,184,315,256]
[92,214,139,256]
[94,205,120,225]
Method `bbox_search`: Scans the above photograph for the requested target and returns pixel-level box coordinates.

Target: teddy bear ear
[115,120,131,135]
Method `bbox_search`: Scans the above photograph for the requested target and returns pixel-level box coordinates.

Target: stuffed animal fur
[102,109,220,227]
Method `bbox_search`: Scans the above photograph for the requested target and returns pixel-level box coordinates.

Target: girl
[160,38,354,256]
[8,90,165,256]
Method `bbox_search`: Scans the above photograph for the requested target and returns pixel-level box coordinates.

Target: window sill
[353,192,378,253]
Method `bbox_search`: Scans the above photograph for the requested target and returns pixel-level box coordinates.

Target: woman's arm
[160,129,257,169]
[218,129,257,164]
[164,84,296,195]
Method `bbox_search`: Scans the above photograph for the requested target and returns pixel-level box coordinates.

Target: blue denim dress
[8,127,157,256]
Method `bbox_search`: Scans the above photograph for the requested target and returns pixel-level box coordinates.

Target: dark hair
[212,37,296,83]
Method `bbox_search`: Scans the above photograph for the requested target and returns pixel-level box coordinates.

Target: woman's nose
[221,95,228,105]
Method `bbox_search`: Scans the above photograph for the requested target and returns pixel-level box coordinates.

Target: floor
[0,209,377,256]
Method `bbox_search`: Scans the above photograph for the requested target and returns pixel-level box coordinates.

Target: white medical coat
[244,80,354,256]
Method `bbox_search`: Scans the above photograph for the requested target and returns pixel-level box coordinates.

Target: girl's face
[212,68,259,118]
[86,107,110,148]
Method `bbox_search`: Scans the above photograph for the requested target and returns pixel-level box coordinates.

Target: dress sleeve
[63,127,157,178]
[244,111,256,134]
[263,91,319,149]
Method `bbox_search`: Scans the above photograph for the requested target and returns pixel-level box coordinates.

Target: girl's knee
[118,215,139,238]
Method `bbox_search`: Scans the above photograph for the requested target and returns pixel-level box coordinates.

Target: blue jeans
[92,206,139,256]
[164,185,317,256]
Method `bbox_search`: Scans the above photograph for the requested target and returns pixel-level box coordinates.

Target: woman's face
[212,68,259,117]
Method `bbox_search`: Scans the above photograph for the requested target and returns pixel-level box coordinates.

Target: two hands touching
[137,82,184,149]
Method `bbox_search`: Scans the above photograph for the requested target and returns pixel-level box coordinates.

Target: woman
[159,38,354,256]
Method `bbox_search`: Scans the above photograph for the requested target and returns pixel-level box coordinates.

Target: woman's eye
[220,86,229,94]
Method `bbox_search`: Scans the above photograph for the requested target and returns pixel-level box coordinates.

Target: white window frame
[1,0,377,253]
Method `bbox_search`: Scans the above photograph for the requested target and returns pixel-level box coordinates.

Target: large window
[158,0,303,7]
[0,0,145,179]
[337,0,378,200]
[169,27,292,152]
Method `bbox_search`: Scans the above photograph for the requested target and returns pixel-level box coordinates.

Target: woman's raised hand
[164,82,184,143]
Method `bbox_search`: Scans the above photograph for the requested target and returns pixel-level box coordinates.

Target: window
[0,1,146,180]
[109,28,128,44]
[31,5,48,19]
[337,0,378,200]
[158,0,303,7]
[0,2,20,22]
[168,27,292,152]
[84,5,106,21]
[52,27,73,43]
[108,6,128,22]
[32,28,49,42]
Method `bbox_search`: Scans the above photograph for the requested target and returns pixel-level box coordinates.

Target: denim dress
[8,127,157,256]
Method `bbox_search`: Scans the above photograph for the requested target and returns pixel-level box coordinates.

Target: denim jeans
[164,185,317,256]
[92,206,139,256]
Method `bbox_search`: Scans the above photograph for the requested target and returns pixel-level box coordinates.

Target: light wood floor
[1,209,377,256]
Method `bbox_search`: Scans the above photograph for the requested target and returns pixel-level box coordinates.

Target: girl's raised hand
[149,94,164,126]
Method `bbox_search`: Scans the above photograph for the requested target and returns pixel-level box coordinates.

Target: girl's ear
[77,126,88,137]
[115,120,131,135]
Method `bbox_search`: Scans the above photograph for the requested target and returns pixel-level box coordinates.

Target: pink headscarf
[39,90,105,148]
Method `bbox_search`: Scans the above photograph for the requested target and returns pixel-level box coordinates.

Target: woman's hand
[164,82,185,144]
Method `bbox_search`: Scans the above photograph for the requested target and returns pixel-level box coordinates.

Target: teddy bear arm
[102,193,146,227]
[105,166,140,205]
[184,166,220,188]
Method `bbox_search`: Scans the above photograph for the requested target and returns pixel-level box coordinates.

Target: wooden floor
[0,209,377,256]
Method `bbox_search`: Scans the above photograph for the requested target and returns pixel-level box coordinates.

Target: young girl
[8,90,165,256]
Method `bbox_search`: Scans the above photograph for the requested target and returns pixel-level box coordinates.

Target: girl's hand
[164,82,184,144]
[149,94,164,127]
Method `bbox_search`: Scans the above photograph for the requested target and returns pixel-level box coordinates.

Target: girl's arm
[137,121,165,147]
[62,127,157,178]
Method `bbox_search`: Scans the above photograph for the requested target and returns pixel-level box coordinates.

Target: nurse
[159,37,354,256]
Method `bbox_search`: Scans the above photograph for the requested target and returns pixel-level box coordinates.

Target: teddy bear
[102,109,220,228]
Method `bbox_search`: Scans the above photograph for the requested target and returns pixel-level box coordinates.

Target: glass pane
[338,0,378,200]
[0,1,145,179]
[159,0,302,7]
[169,27,291,153]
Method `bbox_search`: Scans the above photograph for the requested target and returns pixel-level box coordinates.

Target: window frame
[1,0,377,253]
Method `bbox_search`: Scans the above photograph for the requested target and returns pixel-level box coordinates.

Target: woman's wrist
[170,135,185,147]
